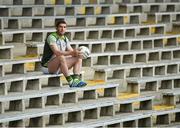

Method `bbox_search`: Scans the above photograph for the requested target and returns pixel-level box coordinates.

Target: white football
[78,46,90,59]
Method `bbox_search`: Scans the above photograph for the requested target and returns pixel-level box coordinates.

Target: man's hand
[71,49,81,57]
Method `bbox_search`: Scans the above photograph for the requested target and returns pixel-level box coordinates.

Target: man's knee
[77,58,82,64]
[57,55,66,64]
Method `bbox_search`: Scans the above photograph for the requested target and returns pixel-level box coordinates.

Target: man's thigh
[48,56,61,73]
[48,56,78,71]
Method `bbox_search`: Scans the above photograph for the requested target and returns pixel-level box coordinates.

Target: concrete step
[84,46,180,67]
[0,45,14,59]
[0,95,155,127]
[0,13,141,29]
[61,111,152,128]
[0,71,62,95]
[61,108,180,127]
[0,4,118,17]
[162,88,180,106]
[25,34,180,56]
[127,73,180,95]
[0,83,118,114]
[0,0,116,5]
[0,97,116,125]
[0,24,166,45]
[121,0,180,3]
[93,59,180,83]
[0,58,40,77]
[118,2,180,13]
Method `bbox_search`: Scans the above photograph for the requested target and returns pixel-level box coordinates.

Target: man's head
[56,20,67,35]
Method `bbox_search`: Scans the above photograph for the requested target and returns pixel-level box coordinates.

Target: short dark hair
[55,20,67,28]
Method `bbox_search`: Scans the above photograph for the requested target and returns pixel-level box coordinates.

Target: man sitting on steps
[41,20,87,87]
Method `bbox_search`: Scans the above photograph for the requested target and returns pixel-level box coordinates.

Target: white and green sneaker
[69,78,87,88]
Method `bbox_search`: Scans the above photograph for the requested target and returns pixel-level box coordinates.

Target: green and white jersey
[41,32,71,67]
[47,33,71,51]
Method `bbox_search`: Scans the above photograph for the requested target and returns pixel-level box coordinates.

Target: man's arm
[65,37,82,57]
[50,44,78,56]
[47,35,79,57]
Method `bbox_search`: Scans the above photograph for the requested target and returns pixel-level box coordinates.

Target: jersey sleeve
[47,34,57,45]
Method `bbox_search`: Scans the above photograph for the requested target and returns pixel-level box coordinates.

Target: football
[78,46,90,59]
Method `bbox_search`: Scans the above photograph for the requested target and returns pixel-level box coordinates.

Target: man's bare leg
[48,56,81,75]
[47,55,86,87]
[66,57,82,75]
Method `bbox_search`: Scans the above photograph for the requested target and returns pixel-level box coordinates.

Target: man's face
[57,23,67,35]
